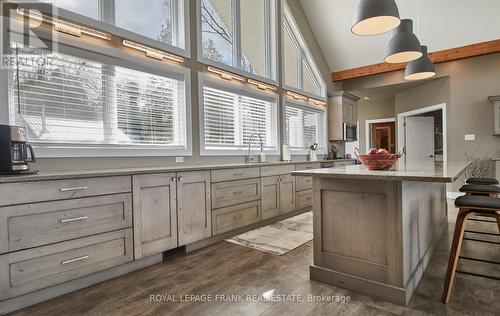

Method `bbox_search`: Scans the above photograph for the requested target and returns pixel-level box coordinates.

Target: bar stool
[442,195,500,303]
[459,184,500,197]
[466,177,499,185]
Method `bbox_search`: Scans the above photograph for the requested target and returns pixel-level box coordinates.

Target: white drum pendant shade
[352,0,401,36]
[404,46,436,80]
[385,19,422,63]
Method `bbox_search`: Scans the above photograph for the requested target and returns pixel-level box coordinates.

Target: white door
[405,117,435,162]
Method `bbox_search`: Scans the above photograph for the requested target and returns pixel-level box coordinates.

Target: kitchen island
[292,161,469,306]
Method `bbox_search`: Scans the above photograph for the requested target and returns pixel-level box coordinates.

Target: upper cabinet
[328,92,360,141]
[489,96,500,136]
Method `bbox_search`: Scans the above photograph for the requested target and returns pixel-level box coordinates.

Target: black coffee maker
[0,125,36,173]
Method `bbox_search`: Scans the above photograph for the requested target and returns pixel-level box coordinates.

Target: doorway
[365,118,396,153]
[397,104,447,163]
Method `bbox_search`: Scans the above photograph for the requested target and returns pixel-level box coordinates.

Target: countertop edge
[0,159,356,184]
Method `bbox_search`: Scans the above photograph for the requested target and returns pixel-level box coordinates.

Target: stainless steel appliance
[0,125,35,173]
[343,123,358,142]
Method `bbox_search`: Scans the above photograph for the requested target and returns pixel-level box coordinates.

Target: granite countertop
[493,158,500,161]
[0,159,355,184]
[292,161,471,183]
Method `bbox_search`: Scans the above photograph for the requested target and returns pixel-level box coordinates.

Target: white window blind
[285,104,324,151]
[8,48,187,148]
[202,85,278,152]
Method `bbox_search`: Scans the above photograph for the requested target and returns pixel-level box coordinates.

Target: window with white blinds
[285,103,325,152]
[202,85,278,153]
[7,48,188,151]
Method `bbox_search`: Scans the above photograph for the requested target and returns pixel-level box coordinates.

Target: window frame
[33,0,191,58]
[4,41,192,158]
[196,0,278,85]
[198,72,280,156]
[282,1,326,100]
[284,98,327,155]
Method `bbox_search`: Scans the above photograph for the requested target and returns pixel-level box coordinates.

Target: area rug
[225,211,313,255]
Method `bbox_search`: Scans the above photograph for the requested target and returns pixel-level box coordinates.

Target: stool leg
[442,208,471,304]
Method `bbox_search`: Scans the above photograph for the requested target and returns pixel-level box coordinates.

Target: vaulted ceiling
[300,0,500,72]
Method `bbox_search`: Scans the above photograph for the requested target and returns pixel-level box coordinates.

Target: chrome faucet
[247,134,263,163]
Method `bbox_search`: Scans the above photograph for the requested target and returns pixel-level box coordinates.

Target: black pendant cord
[15,45,21,115]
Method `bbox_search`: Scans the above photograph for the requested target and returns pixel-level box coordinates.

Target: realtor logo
[1,1,58,69]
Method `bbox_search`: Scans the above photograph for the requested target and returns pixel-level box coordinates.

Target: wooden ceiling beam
[332,39,500,82]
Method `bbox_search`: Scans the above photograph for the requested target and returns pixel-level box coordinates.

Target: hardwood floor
[11,202,500,316]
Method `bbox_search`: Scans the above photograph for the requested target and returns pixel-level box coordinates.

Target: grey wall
[344,53,500,189]
[358,97,395,153]
[28,0,333,172]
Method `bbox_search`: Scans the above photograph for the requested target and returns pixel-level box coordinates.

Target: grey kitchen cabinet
[261,174,296,218]
[177,171,212,246]
[0,194,132,254]
[279,174,296,214]
[212,201,261,235]
[0,229,133,301]
[261,175,280,220]
[132,173,178,259]
[328,92,360,141]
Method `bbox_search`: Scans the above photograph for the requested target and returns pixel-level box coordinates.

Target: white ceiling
[299,0,500,72]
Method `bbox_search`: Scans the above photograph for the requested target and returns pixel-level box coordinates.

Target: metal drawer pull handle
[233,191,243,195]
[233,173,243,176]
[306,197,312,201]
[233,214,243,219]
[60,216,88,223]
[59,186,88,192]
[61,255,89,265]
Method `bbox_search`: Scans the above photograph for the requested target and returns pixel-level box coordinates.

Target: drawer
[0,176,131,206]
[212,178,260,209]
[212,201,261,235]
[261,165,294,177]
[295,163,321,171]
[211,167,260,183]
[296,189,313,210]
[0,194,132,254]
[296,176,313,192]
[0,229,133,300]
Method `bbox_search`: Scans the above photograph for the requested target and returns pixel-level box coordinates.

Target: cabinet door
[177,171,211,246]
[261,176,280,220]
[351,100,358,123]
[279,174,296,214]
[342,99,349,122]
[132,173,177,259]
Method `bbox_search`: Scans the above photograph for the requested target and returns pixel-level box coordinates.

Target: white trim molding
[397,103,448,163]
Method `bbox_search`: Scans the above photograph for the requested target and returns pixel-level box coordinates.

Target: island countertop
[292,161,470,183]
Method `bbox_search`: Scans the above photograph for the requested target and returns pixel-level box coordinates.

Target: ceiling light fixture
[207,66,245,82]
[16,8,111,40]
[247,79,278,92]
[351,0,400,36]
[385,19,422,64]
[404,46,436,81]
[123,40,183,63]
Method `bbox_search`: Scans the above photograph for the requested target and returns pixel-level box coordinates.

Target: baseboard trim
[310,265,408,306]
[0,254,162,315]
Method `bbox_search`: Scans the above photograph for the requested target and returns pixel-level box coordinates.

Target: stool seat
[455,195,500,210]
[459,184,500,194]
[466,177,499,185]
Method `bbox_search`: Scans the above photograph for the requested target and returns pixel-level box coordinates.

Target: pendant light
[352,0,401,36]
[385,19,422,63]
[404,46,436,80]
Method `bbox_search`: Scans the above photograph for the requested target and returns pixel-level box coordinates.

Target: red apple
[368,148,378,155]
[377,148,389,155]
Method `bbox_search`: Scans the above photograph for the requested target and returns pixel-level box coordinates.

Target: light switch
[464,134,475,141]
[175,157,184,163]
